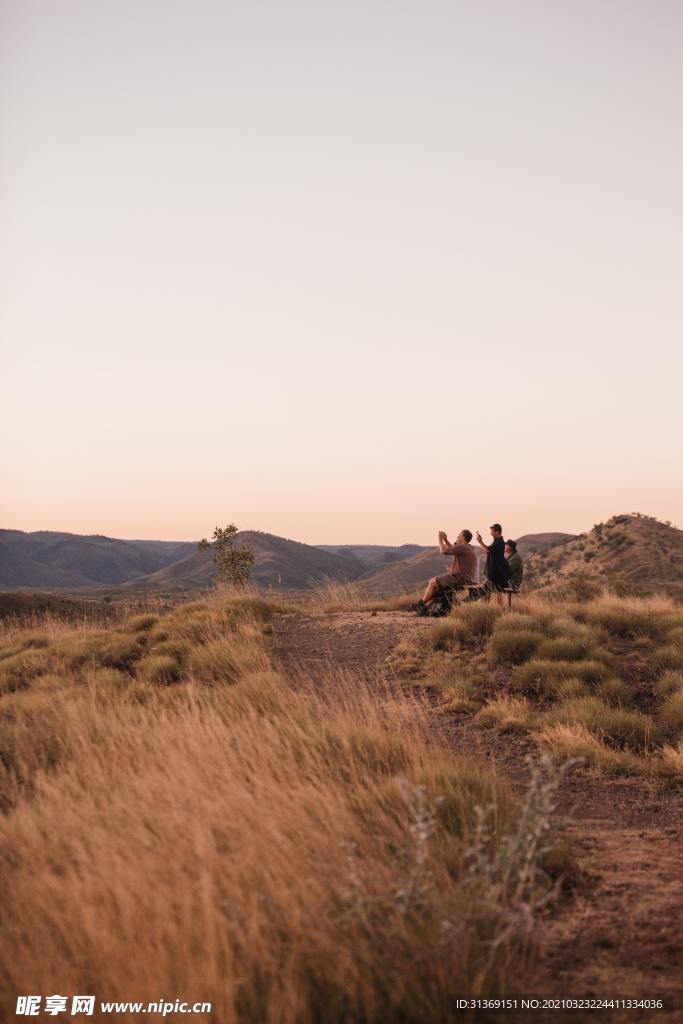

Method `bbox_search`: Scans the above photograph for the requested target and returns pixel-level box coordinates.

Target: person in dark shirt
[476,523,509,592]
[505,539,524,590]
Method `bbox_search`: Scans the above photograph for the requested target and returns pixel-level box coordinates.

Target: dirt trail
[270,611,683,1017]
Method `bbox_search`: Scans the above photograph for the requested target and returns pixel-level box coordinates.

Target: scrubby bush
[440,678,482,713]
[429,620,460,652]
[489,628,542,665]
[512,659,610,697]
[0,649,49,693]
[649,742,683,786]
[575,601,664,639]
[554,678,590,701]
[476,696,534,734]
[653,645,683,673]
[95,633,148,671]
[126,614,159,633]
[540,696,655,752]
[137,654,184,686]
[534,636,601,662]
[449,602,503,640]
[653,672,683,701]
[656,692,683,742]
[536,722,638,776]
[595,677,633,706]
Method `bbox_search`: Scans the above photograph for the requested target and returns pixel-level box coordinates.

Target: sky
[2,0,682,545]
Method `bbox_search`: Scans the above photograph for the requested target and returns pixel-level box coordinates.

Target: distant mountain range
[0,527,573,594]
[2,518,679,598]
[0,530,196,589]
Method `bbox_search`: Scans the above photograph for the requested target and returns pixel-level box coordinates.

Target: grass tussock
[387,592,683,783]
[536,722,639,776]
[0,593,564,1020]
[511,658,610,697]
[572,597,669,639]
[449,602,504,639]
[476,696,535,735]
[539,697,655,752]
[655,691,683,742]
[653,671,683,700]
[489,628,542,665]
[648,742,683,786]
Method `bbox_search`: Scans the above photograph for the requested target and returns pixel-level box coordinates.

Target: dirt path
[270,611,683,1018]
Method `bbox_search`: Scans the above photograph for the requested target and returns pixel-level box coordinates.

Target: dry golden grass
[305,579,419,614]
[0,594,562,1021]
[387,592,683,785]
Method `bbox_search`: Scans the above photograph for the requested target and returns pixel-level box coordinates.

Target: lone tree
[198,524,255,588]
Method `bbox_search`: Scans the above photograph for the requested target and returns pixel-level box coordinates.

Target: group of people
[416,523,524,616]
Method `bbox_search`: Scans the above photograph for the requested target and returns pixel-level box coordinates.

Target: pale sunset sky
[2,1,682,545]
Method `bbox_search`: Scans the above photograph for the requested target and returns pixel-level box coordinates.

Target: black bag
[429,589,454,617]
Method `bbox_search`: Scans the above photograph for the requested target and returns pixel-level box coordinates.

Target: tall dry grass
[0,595,559,1022]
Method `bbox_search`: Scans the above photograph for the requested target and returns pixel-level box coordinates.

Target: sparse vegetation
[197,522,255,587]
[0,593,565,1020]
[389,592,683,786]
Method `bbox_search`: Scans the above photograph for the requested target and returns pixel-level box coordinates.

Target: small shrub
[489,628,541,665]
[223,596,297,623]
[169,612,213,645]
[648,743,683,786]
[665,626,683,646]
[0,650,49,694]
[653,645,683,673]
[410,756,514,839]
[653,672,683,700]
[512,659,609,697]
[126,614,159,633]
[535,636,599,662]
[449,602,503,640]
[541,697,655,752]
[656,692,683,742]
[390,639,427,676]
[440,679,482,713]
[577,602,664,639]
[87,667,131,693]
[429,621,460,652]
[137,655,184,686]
[150,639,190,667]
[595,677,633,706]
[476,696,534,734]
[535,723,638,776]
[189,638,266,685]
[555,678,590,701]
[96,633,147,671]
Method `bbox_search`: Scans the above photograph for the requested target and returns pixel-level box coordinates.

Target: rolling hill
[0,530,196,589]
[121,531,367,592]
[525,514,683,597]
[316,544,426,569]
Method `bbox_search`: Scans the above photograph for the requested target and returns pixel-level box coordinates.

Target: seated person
[416,529,477,615]
[475,523,510,593]
[505,539,524,590]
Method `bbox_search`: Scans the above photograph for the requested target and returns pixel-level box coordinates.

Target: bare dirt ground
[270,611,683,1021]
